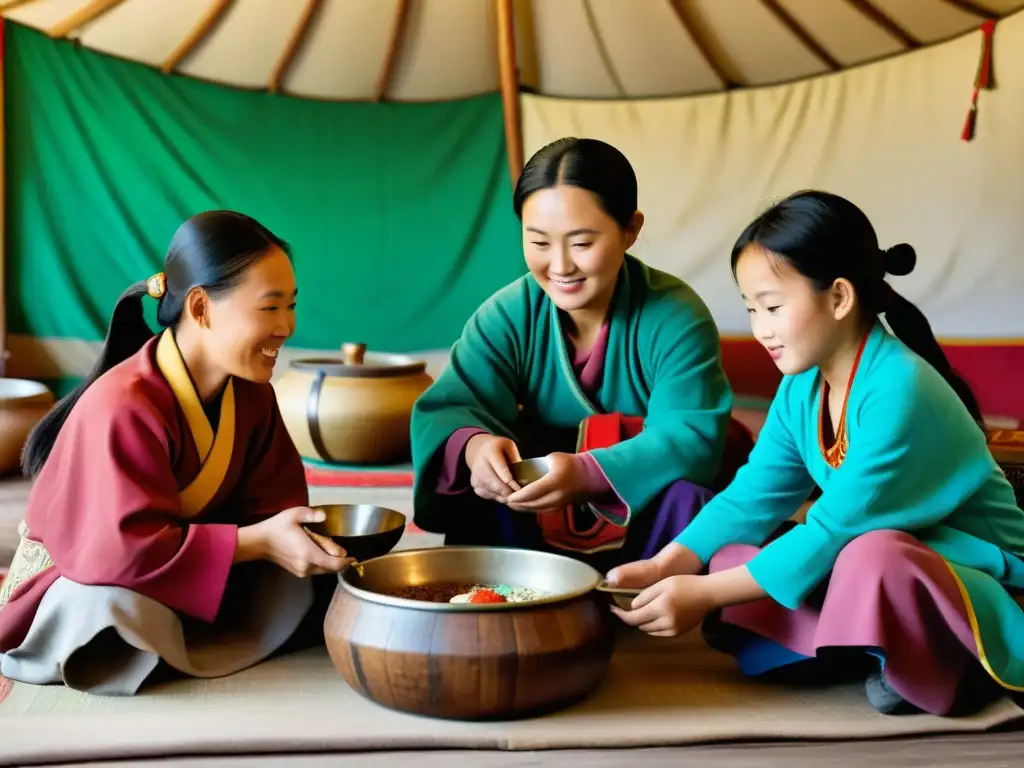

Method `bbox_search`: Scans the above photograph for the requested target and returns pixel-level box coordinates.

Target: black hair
[731,190,983,425]
[512,137,638,229]
[21,210,291,478]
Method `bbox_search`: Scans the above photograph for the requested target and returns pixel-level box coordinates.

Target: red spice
[468,589,507,604]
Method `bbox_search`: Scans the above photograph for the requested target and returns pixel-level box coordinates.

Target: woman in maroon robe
[0,211,350,695]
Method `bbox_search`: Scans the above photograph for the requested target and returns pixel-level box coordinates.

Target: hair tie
[881,244,916,277]
[146,272,166,299]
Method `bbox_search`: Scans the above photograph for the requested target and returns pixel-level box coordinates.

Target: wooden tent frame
[0,0,1003,374]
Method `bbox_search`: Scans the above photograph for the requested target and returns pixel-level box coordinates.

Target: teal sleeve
[589,295,733,518]
[747,374,994,610]
[410,289,525,528]
[674,381,815,562]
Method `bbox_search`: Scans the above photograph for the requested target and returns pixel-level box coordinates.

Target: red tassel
[961,19,996,143]
[961,103,977,142]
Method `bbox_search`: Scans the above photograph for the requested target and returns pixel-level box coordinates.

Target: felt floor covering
[1,624,1021,766]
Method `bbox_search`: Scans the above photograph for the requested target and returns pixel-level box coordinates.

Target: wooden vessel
[0,379,54,476]
[988,428,1024,505]
[273,342,433,465]
[323,547,616,720]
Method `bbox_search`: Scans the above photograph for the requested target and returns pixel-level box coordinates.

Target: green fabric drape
[4,24,524,351]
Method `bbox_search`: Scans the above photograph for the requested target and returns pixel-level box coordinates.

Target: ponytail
[21,281,156,478]
[21,210,292,478]
[884,289,984,427]
[730,191,985,430]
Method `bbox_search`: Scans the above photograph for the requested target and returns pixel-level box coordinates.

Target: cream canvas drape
[521,13,1024,339]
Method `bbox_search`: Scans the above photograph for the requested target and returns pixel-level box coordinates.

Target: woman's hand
[505,452,588,512]
[238,507,354,578]
[610,575,715,637]
[465,434,523,504]
[605,542,704,590]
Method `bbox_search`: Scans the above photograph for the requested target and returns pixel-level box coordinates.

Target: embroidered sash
[0,330,236,610]
[535,413,642,555]
[536,414,755,555]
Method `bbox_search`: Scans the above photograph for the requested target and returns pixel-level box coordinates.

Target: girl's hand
[605,542,704,590]
[505,452,587,512]
[610,575,715,637]
[610,566,768,637]
[465,434,523,504]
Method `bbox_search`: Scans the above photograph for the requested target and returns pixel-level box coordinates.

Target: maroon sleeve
[28,386,237,624]
[236,385,309,518]
[436,427,487,494]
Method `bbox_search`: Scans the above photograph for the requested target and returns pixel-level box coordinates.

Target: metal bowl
[306,504,406,562]
[510,456,552,486]
[595,580,642,610]
[340,545,602,611]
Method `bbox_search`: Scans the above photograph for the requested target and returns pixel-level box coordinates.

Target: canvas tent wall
[1,0,1022,421]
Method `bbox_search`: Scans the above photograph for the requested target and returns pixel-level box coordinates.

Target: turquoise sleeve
[410,286,527,530]
[674,381,815,563]
[747,375,994,609]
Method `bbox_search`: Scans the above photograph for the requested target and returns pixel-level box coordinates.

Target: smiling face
[520,185,641,314]
[734,243,850,376]
[202,246,297,383]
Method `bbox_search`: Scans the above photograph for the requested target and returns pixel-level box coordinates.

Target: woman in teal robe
[410,138,753,569]
[608,190,1024,716]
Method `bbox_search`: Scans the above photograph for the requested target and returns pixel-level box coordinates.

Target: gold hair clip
[147,272,166,299]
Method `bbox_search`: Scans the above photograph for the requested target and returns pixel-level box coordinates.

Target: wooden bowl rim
[338,545,603,613]
[0,378,53,406]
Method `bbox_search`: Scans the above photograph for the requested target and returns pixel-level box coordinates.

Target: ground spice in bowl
[384,583,549,604]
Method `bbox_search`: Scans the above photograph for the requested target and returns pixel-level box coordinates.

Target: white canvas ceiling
[2,0,1021,101]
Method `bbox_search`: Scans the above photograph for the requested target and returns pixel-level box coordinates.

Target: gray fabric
[0,562,313,695]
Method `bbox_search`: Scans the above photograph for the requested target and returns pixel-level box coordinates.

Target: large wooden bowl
[0,379,54,476]
[323,546,616,720]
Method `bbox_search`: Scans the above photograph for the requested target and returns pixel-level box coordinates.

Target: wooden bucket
[987,429,1024,506]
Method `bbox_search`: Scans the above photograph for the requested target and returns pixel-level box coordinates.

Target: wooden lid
[289,344,427,379]
[988,429,1024,464]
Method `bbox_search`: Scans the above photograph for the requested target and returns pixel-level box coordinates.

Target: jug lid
[289,342,427,379]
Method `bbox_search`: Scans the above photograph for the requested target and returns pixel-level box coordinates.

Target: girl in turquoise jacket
[609,190,1024,717]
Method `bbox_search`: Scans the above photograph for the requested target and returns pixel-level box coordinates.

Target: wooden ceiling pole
[581,0,626,96]
[0,0,45,14]
[666,0,738,89]
[760,0,840,71]
[939,0,996,18]
[46,0,128,38]
[496,0,524,187]
[162,0,234,74]
[268,0,321,94]
[375,0,411,101]
[843,0,919,48]
[511,0,539,91]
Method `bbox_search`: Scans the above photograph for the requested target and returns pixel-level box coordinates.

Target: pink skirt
[705,529,1012,715]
